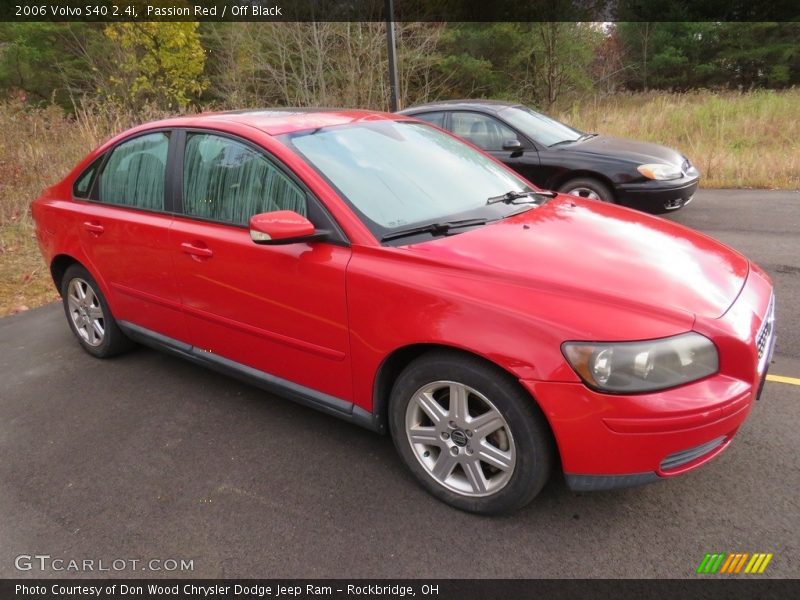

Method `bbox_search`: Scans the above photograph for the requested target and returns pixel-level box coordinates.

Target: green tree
[615,22,800,91]
[714,22,800,89]
[434,23,602,108]
[0,23,98,106]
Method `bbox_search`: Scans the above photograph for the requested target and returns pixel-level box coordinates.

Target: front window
[281,121,534,236]
[182,133,307,226]
[450,112,520,152]
[499,106,583,147]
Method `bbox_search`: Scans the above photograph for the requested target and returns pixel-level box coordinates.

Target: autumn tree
[103,22,207,110]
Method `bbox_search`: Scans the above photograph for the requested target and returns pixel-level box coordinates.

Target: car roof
[398,100,521,115]
[137,108,413,136]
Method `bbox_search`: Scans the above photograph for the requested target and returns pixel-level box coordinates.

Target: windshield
[281,121,534,236]
[500,106,583,147]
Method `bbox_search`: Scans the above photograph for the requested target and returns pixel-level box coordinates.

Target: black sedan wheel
[558,177,615,203]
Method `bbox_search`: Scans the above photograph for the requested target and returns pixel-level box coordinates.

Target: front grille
[756,295,776,373]
[660,436,727,471]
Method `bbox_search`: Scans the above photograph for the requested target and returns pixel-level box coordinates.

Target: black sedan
[398,100,700,213]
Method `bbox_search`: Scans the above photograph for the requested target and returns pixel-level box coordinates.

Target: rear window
[98,132,169,211]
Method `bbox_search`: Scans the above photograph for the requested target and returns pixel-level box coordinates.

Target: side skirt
[117,321,383,433]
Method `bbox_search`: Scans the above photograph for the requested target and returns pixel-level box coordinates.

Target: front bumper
[524,264,775,492]
[616,175,699,213]
[525,376,753,491]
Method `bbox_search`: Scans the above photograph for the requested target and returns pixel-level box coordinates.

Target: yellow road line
[766,374,800,386]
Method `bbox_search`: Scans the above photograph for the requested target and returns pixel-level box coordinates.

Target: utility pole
[386,0,400,111]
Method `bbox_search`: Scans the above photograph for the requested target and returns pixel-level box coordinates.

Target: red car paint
[32,110,774,486]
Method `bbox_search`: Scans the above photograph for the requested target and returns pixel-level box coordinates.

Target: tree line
[1,22,798,113]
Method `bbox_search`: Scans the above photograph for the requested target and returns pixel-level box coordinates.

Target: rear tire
[61,264,134,358]
[558,177,615,203]
[388,350,553,514]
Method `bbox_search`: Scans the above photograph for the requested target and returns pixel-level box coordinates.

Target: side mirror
[502,139,523,152]
[249,210,325,245]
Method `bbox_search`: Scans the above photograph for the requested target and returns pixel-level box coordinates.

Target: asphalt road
[1,189,798,579]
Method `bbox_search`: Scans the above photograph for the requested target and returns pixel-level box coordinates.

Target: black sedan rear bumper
[616,177,700,213]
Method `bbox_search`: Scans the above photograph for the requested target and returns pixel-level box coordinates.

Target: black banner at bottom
[2,579,798,600]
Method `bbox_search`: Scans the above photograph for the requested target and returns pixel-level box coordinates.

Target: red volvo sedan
[31,110,775,514]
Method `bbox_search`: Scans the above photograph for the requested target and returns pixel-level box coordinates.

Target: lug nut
[466,447,474,455]
[448,421,456,429]
[450,446,459,456]
[441,432,450,440]
[465,430,473,438]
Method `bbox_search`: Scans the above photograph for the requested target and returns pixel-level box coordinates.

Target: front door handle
[181,242,213,258]
[83,221,104,235]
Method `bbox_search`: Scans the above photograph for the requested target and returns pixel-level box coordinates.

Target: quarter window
[73,157,103,199]
[183,133,307,226]
[98,132,169,210]
[414,112,446,128]
[450,112,519,152]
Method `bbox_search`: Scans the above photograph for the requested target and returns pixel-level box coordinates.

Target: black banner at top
[2,0,800,22]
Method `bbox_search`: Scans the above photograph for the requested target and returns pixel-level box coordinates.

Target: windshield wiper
[381,218,489,242]
[486,190,556,205]
[577,133,598,141]
[549,138,581,147]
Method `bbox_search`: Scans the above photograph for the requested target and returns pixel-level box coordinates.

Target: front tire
[389,351,553,514]
[558,177,615,203]
[61,264,133,358]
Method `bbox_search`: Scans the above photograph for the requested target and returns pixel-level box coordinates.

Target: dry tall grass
[0,100,170,315]
[555,89,800,189]
[0,90,798,315]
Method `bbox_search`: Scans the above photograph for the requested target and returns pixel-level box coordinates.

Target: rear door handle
[181,242,213,258]
[83,221,104,235]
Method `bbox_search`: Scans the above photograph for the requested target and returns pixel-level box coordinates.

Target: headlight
[637,163,682,181]
[562,333,718,393]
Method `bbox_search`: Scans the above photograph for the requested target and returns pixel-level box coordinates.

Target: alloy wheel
[405,380,517,497]
[67,278,105,347]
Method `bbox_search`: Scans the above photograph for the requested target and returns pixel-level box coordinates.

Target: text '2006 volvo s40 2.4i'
[32,109,775,514]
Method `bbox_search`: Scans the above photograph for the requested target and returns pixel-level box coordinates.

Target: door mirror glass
[249,210,318,244]
[502,139,523,151]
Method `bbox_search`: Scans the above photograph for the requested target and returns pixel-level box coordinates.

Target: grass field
[0,101,165,316]
[1,90,798,316]
[555,89,800,189]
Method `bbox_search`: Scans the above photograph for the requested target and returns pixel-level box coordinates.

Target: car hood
[558,134,686,167]
[404,197,748,321]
